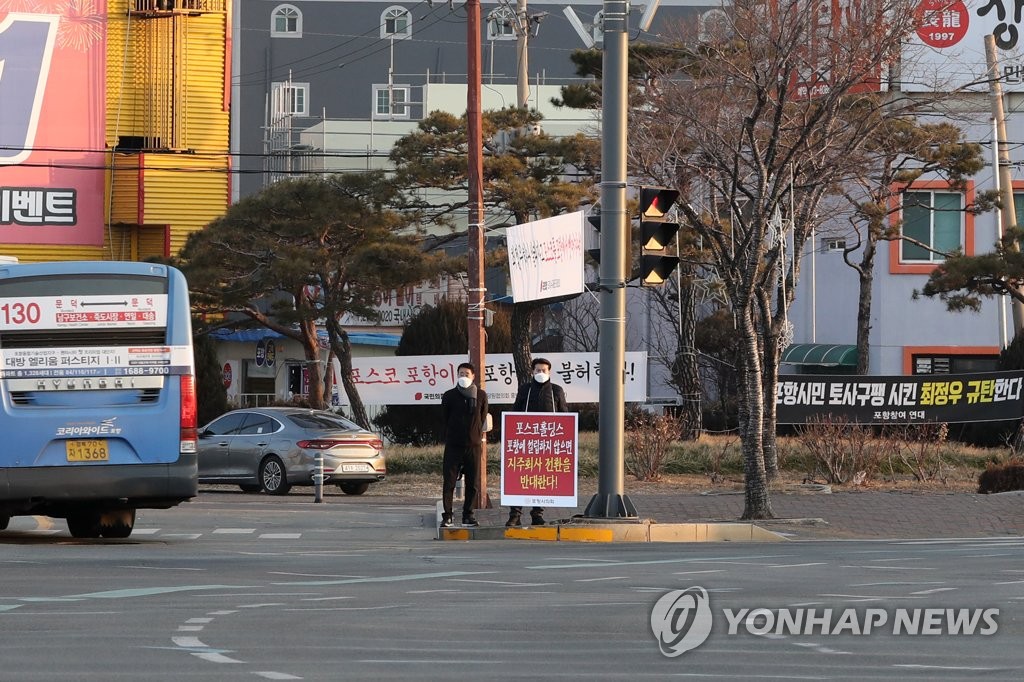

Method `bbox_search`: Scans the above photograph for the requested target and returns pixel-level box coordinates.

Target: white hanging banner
[506,211,585,302]
[342,351,647,405]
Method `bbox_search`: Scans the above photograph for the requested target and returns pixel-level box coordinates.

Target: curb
[434,501,786,543]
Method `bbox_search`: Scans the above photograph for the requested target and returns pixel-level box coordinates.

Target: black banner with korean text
[776,372,1024,424]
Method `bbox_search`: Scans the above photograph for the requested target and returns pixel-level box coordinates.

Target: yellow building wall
[1,1,230,264]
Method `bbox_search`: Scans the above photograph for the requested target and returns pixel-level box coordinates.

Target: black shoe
[505,513,522,528]
[462,515,479,527]
[530,512,546,526]
[440,514,453,528]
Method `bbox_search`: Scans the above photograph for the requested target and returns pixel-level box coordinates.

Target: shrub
[881,423,950,484]
[978,459,1024,493]
[796,416,881,485]
[625,411,682,481]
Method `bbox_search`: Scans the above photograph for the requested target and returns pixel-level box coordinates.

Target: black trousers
[508,506,544,516]
[442,445,479,518]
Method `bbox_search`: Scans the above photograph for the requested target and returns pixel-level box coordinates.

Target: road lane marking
[259,533,301,539]
[213,528,256,534]
[909,587,957,595]
[528,555,789,570]
[254,673,302,680]
[270,570,492,586]
[575,576,630,582]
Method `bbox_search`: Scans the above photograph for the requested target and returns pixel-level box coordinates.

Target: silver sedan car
[197,407,386,495]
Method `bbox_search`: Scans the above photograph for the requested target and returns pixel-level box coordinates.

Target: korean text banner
[345,352,647,405]
[506,211,585,303]
[0,6,106,244]
[902,0,1024,92]
[776,371,1024,424]
[500,411,578,508]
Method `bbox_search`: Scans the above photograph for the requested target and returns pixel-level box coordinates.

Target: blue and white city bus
[0,261,198,538]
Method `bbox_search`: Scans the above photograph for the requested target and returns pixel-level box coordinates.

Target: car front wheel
[260,456,291,495]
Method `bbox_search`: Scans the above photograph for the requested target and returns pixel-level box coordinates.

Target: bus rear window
[0,274,167,298]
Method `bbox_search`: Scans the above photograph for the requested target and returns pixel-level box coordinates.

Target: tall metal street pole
[583,0,637,519]
[985,34,1024,338]
[467,0,489,509]
[515,0,529,108]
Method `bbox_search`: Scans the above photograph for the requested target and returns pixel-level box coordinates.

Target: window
[373,85,410,119]
[900,190,962,263]
[239,414,282,436]
[380,6,411,39]
[271,4,302,38]
[912,354,999,375]
[271,82,309,117]
[487,7,516,40]
[823,238,846,252]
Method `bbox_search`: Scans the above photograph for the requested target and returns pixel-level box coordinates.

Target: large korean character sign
[0,3,106,244]
[501,412,578,508]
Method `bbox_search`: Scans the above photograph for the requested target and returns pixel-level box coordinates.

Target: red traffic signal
[639,187,680,219]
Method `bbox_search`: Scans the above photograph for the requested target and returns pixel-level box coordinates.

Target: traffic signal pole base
[582,493,638,519]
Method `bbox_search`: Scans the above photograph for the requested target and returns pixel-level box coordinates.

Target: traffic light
[638,186,680,286]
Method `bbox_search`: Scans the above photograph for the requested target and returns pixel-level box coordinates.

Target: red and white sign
[500,411,578,508]
[0,6,107,245]
[904,0,1024,92]
[0,295,168,330]
[915,0,969,48]
[222,362,233,388]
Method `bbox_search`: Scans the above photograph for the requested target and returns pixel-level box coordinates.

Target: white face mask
[457,376,473,389]
[533,371,550,384]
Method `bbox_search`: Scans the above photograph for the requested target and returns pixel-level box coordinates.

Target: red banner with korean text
[500,412,578,508]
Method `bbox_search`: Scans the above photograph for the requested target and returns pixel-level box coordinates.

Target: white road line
[894,665,999,671]
[259,533,301,539]
[161,534,203,540]
[671,570,726,576]
[299,596,356,602]
[212,528,256,534]
[177,626,204,632]
[819,593,924,601]
[529,555,789,570]
[840,565,935,571]
[131,528,160,535]
[448,579,560,587]
[194,652,243,664]
[851,581,943,587]
[909,587,957,595]
[993,579,1024,585]
[766,563,827,568]
[271,570,493,586]
[187,618,213,624]
[172,636,206,648]
[254,672,302,680]
[575,576,630,582]
[268,572,365,578]
[284,604,406,611]
[208,610,238,615]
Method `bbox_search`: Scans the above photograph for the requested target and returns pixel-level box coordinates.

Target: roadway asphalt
[438,488,1024,541]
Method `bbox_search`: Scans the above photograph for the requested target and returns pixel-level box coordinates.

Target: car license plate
[341,463,370,473]
[66,440,110,462]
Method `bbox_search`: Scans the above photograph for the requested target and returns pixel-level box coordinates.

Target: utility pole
[466,0,489,509]
[583,1,637,519]
[985,34,1024,338]
[515,0,529,108]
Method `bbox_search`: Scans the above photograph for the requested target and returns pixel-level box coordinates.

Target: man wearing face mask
[506,357,569,527]
[440,362,489,528]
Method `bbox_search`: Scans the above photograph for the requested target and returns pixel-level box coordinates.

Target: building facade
[0,1,231,262]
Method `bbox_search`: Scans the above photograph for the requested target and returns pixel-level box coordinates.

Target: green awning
[781,343,858,367]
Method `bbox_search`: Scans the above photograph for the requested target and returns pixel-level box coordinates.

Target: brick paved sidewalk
[456,489,1024,541]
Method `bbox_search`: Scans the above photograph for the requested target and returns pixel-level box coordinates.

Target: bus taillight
[180,374,198,453]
